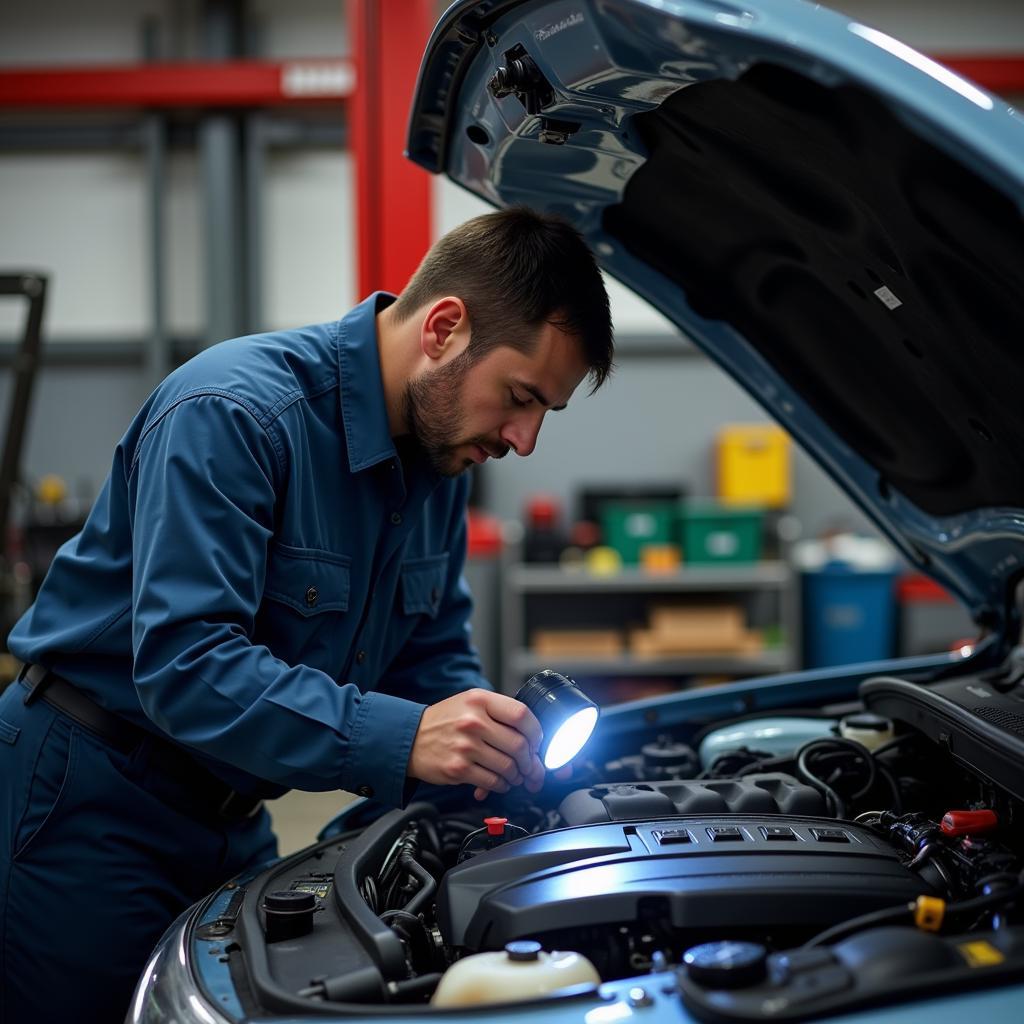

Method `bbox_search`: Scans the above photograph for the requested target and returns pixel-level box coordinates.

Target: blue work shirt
[8,292,489,808]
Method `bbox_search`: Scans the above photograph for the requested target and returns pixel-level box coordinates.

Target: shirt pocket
[400,552,450,619]
[263,541,351,616]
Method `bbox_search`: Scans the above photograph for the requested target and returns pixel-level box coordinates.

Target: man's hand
[407,689,546,799]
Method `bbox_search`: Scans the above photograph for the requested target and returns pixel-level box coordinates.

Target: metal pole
[243,111,265,333]
[143,114,170,385]
[200,0,245,347]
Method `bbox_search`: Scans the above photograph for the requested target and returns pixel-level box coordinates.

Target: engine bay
[197,671,1024,1020]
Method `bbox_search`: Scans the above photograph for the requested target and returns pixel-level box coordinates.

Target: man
[0,207,613,1021]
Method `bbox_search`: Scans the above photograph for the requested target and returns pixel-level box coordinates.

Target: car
[128,0,1024,1021]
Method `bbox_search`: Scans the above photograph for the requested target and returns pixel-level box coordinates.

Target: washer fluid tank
[699,716,837,767]
[430,940,600,1007]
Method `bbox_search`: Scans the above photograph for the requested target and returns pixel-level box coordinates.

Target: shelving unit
[500,557,799,695]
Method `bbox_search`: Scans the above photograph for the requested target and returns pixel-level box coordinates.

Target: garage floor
[266,789,358,856]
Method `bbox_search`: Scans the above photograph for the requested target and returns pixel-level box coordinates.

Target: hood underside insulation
[606,63,1024,517]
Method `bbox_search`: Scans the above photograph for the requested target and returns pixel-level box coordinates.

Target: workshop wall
[0,0,1019,542]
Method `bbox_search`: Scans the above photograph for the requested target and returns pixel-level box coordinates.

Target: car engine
[206,671,1024,1020]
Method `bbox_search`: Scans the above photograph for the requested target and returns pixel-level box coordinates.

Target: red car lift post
[346,0,435,298]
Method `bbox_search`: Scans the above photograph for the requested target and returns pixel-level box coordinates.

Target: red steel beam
[348,0,433,298]
[0,59,354,108]
[939,56,1024,94]
[0,53,1020,112]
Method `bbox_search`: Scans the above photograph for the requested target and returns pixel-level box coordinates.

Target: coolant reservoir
[430,940,600,1007]
[839,712,895,751]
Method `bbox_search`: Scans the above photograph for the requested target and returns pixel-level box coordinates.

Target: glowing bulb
[543,706,599,770]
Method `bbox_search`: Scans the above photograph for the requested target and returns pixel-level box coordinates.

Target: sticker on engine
[291,881,332,900]
[873,285,903,310]
[957,941,1005,968]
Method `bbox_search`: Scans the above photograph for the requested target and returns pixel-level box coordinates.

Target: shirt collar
[336,291,400,472]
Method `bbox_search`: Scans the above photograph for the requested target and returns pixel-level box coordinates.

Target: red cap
[484,816,508,836]
[940,809,998,836]
[467,511,503,558]
[526,496,560,528]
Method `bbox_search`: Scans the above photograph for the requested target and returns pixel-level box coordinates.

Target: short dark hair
[392,207,613,391]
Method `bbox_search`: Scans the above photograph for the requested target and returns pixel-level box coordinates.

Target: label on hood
[874,285,903,310]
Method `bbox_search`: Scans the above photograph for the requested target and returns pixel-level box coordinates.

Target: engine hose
[418,848,445,879]
[401,851,437,916]
[795,758,846,818]
[380,908,440,973]
[803,903,915,948]
[796,738,879,815]
[804,873,1024,949]
[389,973,444,1002]
[420,818,443,860]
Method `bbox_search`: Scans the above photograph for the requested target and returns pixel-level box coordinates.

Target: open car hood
[408,0,1024,645]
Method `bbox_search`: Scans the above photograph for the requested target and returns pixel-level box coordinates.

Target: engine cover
[558,774,826,825]
[437,816,933,951]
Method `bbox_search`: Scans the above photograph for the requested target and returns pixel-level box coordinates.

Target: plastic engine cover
[559,775,826,826]
[437,816,933,952]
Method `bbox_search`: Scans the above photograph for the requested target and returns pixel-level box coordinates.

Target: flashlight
[514,670,599,770]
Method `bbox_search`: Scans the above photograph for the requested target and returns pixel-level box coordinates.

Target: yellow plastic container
[716,424,791,508]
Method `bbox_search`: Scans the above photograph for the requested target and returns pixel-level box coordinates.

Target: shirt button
[390,511,402,525]
[305,586,319,607]
[356,784,374,798]
[356,650,367,664]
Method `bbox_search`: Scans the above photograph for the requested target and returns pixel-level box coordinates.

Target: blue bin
[802,562,898,668]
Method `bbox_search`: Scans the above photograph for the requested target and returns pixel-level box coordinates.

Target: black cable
[736,755,793,777]
[419,818,443,860]
[699,748,772,780]
[400,851,436,916]
[360,874,378,913]
[796,738,879,817]
[946,875,1024,919]
[803,903,915,948]
[795,745,847,817]
[390,973,444,1002]
[874,760,903,814]
[804,874,1024,950]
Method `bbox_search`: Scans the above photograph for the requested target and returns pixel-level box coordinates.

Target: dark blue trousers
[0,682,278,1024]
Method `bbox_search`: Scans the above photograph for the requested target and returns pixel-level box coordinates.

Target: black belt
[20,664,264,823]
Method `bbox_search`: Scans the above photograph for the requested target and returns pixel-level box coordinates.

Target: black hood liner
[606,63,1024,517]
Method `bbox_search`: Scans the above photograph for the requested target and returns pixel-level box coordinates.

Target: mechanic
[0,207,614,1022]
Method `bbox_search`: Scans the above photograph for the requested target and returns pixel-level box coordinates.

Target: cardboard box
[631,627,763,657]
[531,629,625,657]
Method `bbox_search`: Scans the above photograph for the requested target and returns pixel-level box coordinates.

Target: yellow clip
[914,896,946,932]
[958,941,1005,968]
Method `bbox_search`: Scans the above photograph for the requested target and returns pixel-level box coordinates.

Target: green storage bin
[679,503,763,564]
[601,502,676,565]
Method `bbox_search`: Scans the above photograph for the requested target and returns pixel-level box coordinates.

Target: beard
[403,350,479,477]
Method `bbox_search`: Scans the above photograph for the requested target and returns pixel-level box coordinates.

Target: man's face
[404,320,589,477]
